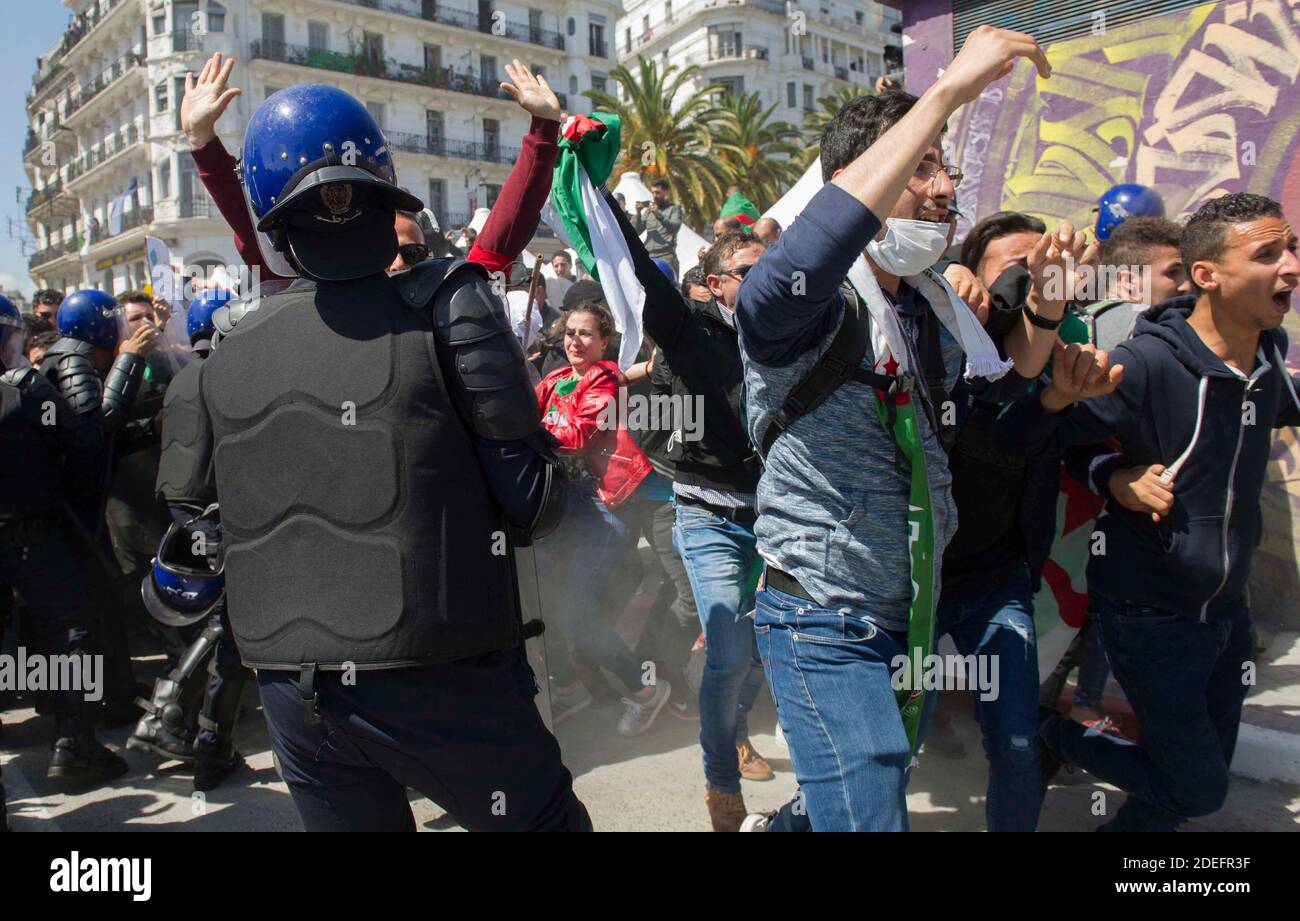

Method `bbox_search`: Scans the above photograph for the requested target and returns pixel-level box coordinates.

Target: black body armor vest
[201,273,519,669]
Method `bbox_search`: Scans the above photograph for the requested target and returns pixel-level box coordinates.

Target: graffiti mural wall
[944,1,1300,619]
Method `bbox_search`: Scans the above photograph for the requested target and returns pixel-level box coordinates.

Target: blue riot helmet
[1095,183,1165,242]
[186,288,233,353]
[57,289,124,349]
[240,84,423,282]
[141,505,224,628]
[652,258,676,285]
[0,294,25,372]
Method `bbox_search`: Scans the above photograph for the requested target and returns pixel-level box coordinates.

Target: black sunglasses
[399,243,430,266]
[723,263,754,280]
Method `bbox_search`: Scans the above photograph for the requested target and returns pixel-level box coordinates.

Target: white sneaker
[617,681,672,737]
[739,811,776,832]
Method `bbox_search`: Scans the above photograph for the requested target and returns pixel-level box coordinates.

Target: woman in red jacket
[535,303,672,736]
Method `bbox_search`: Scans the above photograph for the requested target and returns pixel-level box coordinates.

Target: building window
[154,82,169,113]
[567,17,576,36]
[709,27,742,59]
[485,183,502,207]
[715,76,744,97]
[424,44,442,72]
[366,101,386,128]
[589,18,607,58]
[529,8,542,42]
[483,118,500,160]
[308,22,328,53]
[569,75,578,95]
[480,55,497,87]
[158,158,172,199]
[262,13,285,47]
[803,84,814,111]
[426,110,444,153]
[592,72,608,94]
[207,2,226,32]
[427,178,446,220]
[666,0,673,23]
[362,31,384,69]
[152,12,166,35]
[625,28,631,53]
[787,82,796,108]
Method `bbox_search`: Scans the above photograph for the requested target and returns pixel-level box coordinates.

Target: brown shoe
[705,785,747,832]
[737,738,774,782]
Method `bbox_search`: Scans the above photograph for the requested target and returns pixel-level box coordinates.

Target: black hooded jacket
[995,296,1300,621]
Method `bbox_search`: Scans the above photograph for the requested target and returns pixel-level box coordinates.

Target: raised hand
[1110,463,1176,522]
[934,25,1051,108]
[118,323,160,358]
[1042,340,1124,411]
[500,59,561,123]
[1028,220,1100,316]
[943,262,991,325]
[182,52,242,149]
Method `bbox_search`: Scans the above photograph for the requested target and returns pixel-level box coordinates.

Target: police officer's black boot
[192,660,247,792]
[47,698,128,785]
[126,677,197,762]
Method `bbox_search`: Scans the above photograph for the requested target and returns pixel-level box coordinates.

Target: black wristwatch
[1025,306,1064,331]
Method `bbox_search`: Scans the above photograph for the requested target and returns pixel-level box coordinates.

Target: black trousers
[258,647,590,832]
[0,526,98,737]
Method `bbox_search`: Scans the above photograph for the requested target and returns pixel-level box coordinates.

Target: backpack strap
[758,287,905,460]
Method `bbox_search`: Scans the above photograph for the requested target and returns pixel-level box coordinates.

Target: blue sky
[2,3,75,299]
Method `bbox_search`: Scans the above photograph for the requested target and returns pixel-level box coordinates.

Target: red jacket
[536,361,651,509]
[191,116,561,278]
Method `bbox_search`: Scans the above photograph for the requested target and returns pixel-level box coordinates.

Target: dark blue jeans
[673,503,766,792]
[919,567,1042,832]
[1071,612,1111,712]
[1043,592,1253,830]
[755,585,910,831]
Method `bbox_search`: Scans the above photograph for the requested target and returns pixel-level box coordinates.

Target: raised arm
[469,61,563,273]
[182,53,288,281]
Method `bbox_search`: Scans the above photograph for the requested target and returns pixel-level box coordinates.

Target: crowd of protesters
[3,29,1298,834]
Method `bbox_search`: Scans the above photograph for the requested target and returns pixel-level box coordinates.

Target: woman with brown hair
[535,303,672,736]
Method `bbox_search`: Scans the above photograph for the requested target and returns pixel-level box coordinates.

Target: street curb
[1231,722,1300,784]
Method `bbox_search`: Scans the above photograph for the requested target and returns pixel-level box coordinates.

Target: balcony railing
[708,46,768,62]
[170,30,205,53]
[26,179,69,213]
[802,56,815,70]
[252,40,511,102]
[66,124,145,184]
[29,238,80,269]
[64,51,146,119]
[88,205,154,246]
[32,0,127,93]
[331,0,564,51]
[180,198,215,218]
[386,130,521,165]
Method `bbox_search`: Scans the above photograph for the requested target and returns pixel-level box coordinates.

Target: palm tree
[799,86,867,167]
[584,58,732,229]
[712,91,805,212]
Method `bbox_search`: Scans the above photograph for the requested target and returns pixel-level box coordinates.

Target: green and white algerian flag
[543,112,645,371]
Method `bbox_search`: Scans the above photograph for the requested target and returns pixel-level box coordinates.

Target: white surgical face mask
[866,218,950,277]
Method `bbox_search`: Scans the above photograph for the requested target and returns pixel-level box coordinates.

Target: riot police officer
[0,293,128,794]
[128,289,251,791]
[39,289,159,724]
[182,85,587,830]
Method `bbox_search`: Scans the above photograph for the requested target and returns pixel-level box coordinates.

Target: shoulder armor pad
[432,263,513,347]
[397,256,485,311]
[42,336,96,360]
[211,277,302,350]
[1,366,37,389]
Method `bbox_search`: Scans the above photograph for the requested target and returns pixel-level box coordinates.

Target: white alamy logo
[0,649,102,701]
[49,852,151,902]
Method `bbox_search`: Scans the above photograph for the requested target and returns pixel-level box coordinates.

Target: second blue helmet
[186,288,234,345]
[57,289,123,349]
[1096,183,1165,241]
